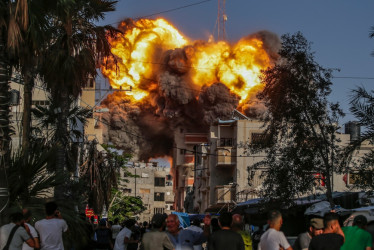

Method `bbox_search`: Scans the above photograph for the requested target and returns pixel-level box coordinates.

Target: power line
[332,76,374,80]
[106,0,212,26]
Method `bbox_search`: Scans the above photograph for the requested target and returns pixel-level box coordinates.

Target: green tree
[247,32,344,207]
[108,188,145,223]
[39,0,118,200]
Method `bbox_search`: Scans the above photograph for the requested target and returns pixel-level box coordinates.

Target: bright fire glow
[101,18,272,103]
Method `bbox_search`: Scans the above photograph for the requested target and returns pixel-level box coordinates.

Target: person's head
[309,218,324,236]
[124,219,136,229]
[267,210,282,230]
[219,212,232,228]
[143,221,148,228]
[353,215,368,229]
[191,218,201,227]
[10,212,25,224]
[99,218,107,227]
[231,214,244,231]
[211,217,220,231]
[45,201,58,216]
[151,213,167,229]
[166,214,180,234]
[23,208,32,223]
[323,212,341,233]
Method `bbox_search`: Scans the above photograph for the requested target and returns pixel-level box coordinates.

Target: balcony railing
[217,138,234,147]
[215,185,236,204]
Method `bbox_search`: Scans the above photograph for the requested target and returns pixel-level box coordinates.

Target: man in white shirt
[22,208,40,250]
[111,218,122,243]
[113,219,138,250]
[0,212,35,250]
[259,210,292,250]
[35,201,68,250]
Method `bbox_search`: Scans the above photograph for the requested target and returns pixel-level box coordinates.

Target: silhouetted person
[140,213,173,250]
[309,212,344,250]
[208,212,244,250]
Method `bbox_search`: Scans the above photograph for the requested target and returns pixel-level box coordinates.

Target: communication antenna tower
[217,0,227,41]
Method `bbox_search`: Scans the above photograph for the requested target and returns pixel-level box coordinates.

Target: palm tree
[40,0,118,199]
[0,0,30,224]
[341,87,374,188]
[15,0,50,150]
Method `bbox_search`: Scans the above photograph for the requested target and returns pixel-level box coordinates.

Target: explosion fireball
[100,18,281,160]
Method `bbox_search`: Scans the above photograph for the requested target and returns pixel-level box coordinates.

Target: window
[154,207,165,214]
[348,172,369,185]
[166,174,172,181]
[123,188,131,194]
[154,192,165,201]
[219,138,233,147]
[155,177,165,187]
[251,133,268,145]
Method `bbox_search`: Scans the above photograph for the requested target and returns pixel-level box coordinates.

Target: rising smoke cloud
[99,18,281,161]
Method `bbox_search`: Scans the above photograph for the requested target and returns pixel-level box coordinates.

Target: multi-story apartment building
[9,73,103,148]
[182,110,374,214]
[122,162,174,222]
[171,127,208,212]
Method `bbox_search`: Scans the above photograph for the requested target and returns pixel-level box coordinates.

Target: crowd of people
[0,202,373,250]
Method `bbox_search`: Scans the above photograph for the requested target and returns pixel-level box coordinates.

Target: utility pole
[217,0,227,41]
[134,168,137,197]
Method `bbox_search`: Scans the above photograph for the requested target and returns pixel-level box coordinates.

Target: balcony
[216,148,236,166]
[215,185,236,204]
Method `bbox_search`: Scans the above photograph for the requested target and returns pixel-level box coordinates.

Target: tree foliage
[108,188,145,223]
[247,32,344,206]
[342,87,374,188]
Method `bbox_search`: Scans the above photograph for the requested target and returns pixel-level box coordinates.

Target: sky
[99,0,374,127]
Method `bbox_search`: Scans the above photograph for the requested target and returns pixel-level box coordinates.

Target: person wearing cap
[341,215,372,250]
[140,213,174,250]
[309,212,344,250]
[292,218,323,250]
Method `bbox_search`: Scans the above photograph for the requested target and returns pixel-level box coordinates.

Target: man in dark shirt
[208,212,244,250]
[309,212,344,250]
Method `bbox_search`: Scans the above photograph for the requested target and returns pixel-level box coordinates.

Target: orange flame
[101,18,272,103]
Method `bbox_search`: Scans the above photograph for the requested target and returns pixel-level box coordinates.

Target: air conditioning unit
[165,204,171,210]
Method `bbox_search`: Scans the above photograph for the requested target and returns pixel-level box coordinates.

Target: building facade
[173,110,374,214]
[122,162,174,222]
